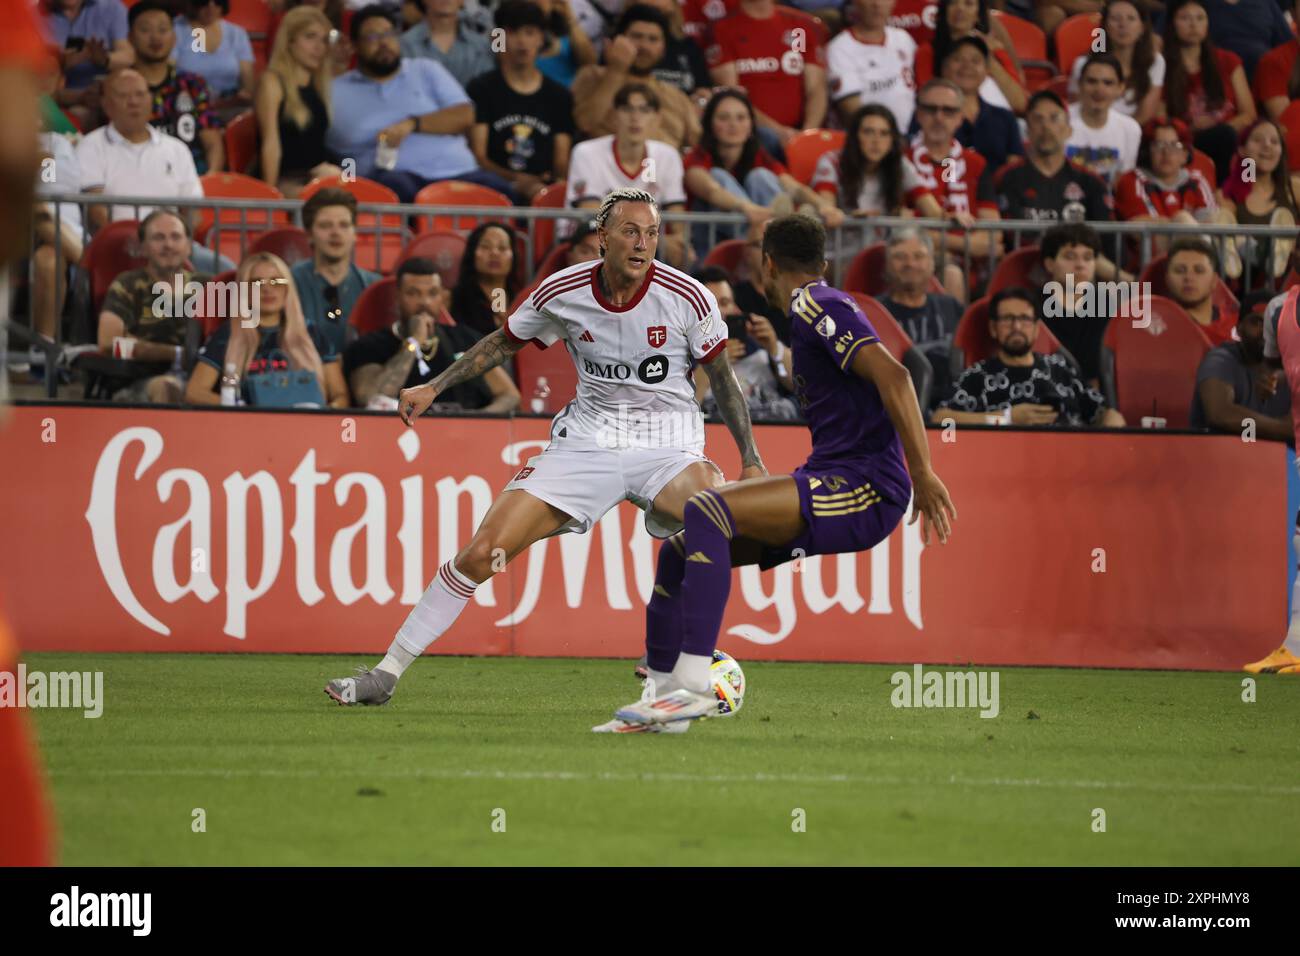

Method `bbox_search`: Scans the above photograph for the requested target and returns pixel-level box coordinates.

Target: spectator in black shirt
[933,286,1126,427]
[941,35,1023,178]
[877,228,962,406]
[1039,222,1112,386]
[450,222,522,337]
[466,0,575,203]
[1189,291,1292,438]
[994,90,1112,231]
[344,257,520,411]
[639,0,711,101]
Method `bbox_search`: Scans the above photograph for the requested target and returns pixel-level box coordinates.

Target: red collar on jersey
[591,262,657,313]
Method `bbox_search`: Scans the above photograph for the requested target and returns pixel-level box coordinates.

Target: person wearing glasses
[326,4,513,202]
[291,187,381,355]
[1114,118,1216,255]
[931,286,1125,428]
[187,251,350,407]
[174,0,257,113]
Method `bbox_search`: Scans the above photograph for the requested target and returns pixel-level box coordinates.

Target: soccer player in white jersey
[325,187,766,712]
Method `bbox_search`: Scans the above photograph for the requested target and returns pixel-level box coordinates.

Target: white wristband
[771,342,785,364]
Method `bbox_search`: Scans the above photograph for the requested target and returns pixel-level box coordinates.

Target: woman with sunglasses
[186,251,349,407]
[174,0,257,114]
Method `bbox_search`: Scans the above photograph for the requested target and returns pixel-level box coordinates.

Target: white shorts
[503,440,721,539]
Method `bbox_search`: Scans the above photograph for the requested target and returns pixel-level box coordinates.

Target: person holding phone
[44,0,136,125]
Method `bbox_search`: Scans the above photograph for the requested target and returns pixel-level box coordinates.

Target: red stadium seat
[1045,74,1070,101]
[513,335,579,414]
[990,11,1056,93]
[843,242,944,296]
[399,230,468,288]
[195,172,288,262]
[1188,148,1217,186]
[987,244,1041,295]
[1138,253,1239,315]
[1100,294,1211,427]
[357,227,413,275]
[534,241,577,283]
[349,276,400,335]
[951,295,1069,369]
[81,220,144,315]
[848,292,935,408]
[227,0,273,71]
[224,110,258,176]
[529,181,568,266]
[413,180,513,234]
[1278,100,1300,171]
[1054,13,1101,74]
[299,175,402,228]
[249,226,312,266]
[701,238,747,275]
[784,129,845,186]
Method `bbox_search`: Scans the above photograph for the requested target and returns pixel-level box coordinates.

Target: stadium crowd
[10,0,1300,435]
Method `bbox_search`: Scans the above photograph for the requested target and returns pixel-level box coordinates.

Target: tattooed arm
[351,347,418,408]
[399,328,527,425]
[703,349,767,479]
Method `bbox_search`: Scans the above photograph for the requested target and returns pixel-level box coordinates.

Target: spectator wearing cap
[96,209,212,404]
[1165,238,1238,345]
[128,0,225,174]
[571,4,700,151]
[291,187,381,355]
[1114,118,1216,253]
[564,219,601,266]
[939,34,1022,178]
[933,286,1125,428]
[466,1,575,204]
[173,0,256,109]
[327,4,513,203]
[344,257,519,411]
[1190,290,1291,438]
[400,0,495,89]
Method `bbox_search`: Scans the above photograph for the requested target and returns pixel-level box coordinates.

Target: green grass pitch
[25,652,1300,866]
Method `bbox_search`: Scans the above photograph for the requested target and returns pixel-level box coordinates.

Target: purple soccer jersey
[788,279,912,510]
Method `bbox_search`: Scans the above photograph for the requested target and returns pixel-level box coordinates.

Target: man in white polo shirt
[565,81,689,267]
[75,69,229,274]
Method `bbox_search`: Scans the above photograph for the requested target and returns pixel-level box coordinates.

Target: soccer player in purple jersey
[611,215,958,727]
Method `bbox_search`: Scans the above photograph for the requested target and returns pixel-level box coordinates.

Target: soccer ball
[711,650,745,717]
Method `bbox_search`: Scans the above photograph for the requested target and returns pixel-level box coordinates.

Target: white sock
[1286,533,1300,657]
[647,668,675,693]
[672,653,712,694]
[376,560,479,679]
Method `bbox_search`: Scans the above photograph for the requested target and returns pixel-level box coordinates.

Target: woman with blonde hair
[254,5,342,195]
[186,252,350,407]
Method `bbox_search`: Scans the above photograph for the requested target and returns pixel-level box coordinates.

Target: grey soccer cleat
[324,667,397,706]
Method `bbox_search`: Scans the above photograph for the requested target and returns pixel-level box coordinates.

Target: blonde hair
[266,6,333,131]
[226,252,327,394]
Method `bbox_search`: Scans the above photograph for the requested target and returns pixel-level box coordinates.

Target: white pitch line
[43,766,1300,795]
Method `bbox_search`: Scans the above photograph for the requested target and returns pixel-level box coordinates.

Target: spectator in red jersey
[682,0,741,46]
[1114,118,1217,253]
[1165,238,1239,345]
[1214,118,1300,280]
[1066,1,1163,127]
[1253,0,1300,123]
[685,88,844,254]
[904,78,1001,300]
[706,0,828,162]
[889,0,939,46]
[1159,0,1256,185]
[912,0,1025,115]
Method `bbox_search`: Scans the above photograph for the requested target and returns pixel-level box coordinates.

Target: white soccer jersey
[827,27,917,134]
[564,135,687,209]
[504,258,727,452]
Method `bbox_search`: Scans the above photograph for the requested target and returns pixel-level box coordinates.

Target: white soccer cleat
[615,686,718,725]
[591,716,689,734]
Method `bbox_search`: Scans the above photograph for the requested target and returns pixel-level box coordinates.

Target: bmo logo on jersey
[583,358,633,380]
[637,354,670,384]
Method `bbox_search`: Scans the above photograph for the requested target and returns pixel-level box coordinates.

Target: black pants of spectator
[370,167,519,206]
[1194,123,1240,186]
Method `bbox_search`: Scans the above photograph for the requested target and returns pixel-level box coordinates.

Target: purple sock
[680,490,735,658]
[644,534,686,673]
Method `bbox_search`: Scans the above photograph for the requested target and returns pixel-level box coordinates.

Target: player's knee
[456,537,507,582]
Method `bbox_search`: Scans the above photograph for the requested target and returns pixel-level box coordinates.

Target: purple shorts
[758,462,908,571]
